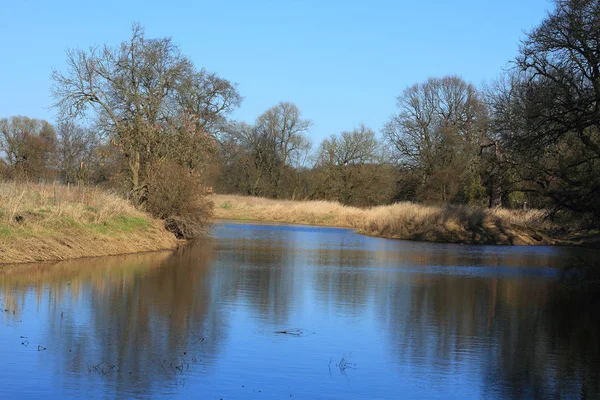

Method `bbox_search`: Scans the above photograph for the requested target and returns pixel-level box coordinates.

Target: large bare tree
[52,23,241,204]
[508,0,600,219]
[383,76,489,204]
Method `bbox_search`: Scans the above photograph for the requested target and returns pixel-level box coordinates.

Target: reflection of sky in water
[0,222,598,399]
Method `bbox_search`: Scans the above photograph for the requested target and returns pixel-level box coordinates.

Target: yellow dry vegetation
[213,194,555,245]
[0,182,179,264]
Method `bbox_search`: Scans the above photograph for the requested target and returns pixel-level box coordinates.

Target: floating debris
[192,335,205,344]
[275,328,315,337]
[336,353,356,372]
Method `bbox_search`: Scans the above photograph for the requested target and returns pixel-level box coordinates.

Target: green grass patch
[220,201,232,209]
[114,216,150,232]
[0,226,35,239]
[87,215,150,235]
[54,217,81,228]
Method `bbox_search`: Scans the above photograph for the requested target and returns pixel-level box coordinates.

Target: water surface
[1,222,599,399]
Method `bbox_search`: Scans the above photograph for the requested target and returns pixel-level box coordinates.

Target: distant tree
[210,103,312,199]
[0,116,56,180]
[315,125,385,205]
[52,23,240,205]
[55,122,101,184]
[254,102,311,197]
[383,76,489,205]
[214,121,266,195]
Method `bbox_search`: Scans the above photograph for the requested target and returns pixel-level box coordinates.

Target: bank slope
[0,182,178,264]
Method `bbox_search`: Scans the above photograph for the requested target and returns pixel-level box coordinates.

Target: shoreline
[0,222,181,265]
[212,194,594,247]
[215,217,560,246]
[2,189,596,266]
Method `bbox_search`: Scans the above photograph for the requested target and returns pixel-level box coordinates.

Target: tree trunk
[488,141,503,208]
[129,150,142,206]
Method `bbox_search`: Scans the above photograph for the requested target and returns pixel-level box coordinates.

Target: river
[0,222,599,399]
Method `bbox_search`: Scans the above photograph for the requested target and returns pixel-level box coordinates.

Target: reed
[212,194,553,245]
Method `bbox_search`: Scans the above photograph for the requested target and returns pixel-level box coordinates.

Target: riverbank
[0,182,179,264]
[212,194,558,246]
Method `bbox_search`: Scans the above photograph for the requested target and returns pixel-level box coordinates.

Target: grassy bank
[0,182,179,264]
[213,194,556,245]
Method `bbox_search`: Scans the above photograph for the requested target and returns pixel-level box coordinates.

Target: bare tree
[0,116,56,180]
[383,76,489,204]
[55,122,101,184]
[253,102,311,197]
[508,0,600,220]
[314,125,393,205]
[52,23,240,205]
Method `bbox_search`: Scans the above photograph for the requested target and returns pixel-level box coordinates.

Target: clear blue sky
[0,0,551,144]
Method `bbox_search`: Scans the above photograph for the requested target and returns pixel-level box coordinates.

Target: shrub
[146,161,214,239]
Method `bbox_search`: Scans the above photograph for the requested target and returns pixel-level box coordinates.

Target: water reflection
[0,244,223,398]
[0,222,598,399]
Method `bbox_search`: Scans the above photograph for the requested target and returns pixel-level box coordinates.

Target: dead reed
[212,194,553,245]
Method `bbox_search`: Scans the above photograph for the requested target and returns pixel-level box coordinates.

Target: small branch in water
[335,353,356,373]
[192,335,205,344]
[275,328,315,337]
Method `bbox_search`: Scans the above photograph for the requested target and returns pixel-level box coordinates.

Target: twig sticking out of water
[275,328,315,337]
[192,335,205,344]
[336,353,356,373]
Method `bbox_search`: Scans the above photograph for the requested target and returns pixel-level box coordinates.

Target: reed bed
[212,194,553,245]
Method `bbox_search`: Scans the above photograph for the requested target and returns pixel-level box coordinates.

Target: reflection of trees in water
[373,271,600,398]
[311,247,371,315]
[81,242,224,394]
[215,239,298,326]
[0,242,229,396]
[482,287,600,399]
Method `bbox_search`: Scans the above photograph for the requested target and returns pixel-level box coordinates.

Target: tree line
[2,0,599,232]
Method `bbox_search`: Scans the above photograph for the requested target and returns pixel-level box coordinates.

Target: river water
[0,222,599,399]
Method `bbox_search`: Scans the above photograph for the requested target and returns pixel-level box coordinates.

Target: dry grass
[0,181,179,264]
[213,194,555,245]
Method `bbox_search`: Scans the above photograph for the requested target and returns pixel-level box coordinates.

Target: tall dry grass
[212,194,554,245]
[1,181,139,225]
[0,181,178,264]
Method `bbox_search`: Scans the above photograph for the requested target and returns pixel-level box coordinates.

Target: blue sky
[0,0,551,143]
